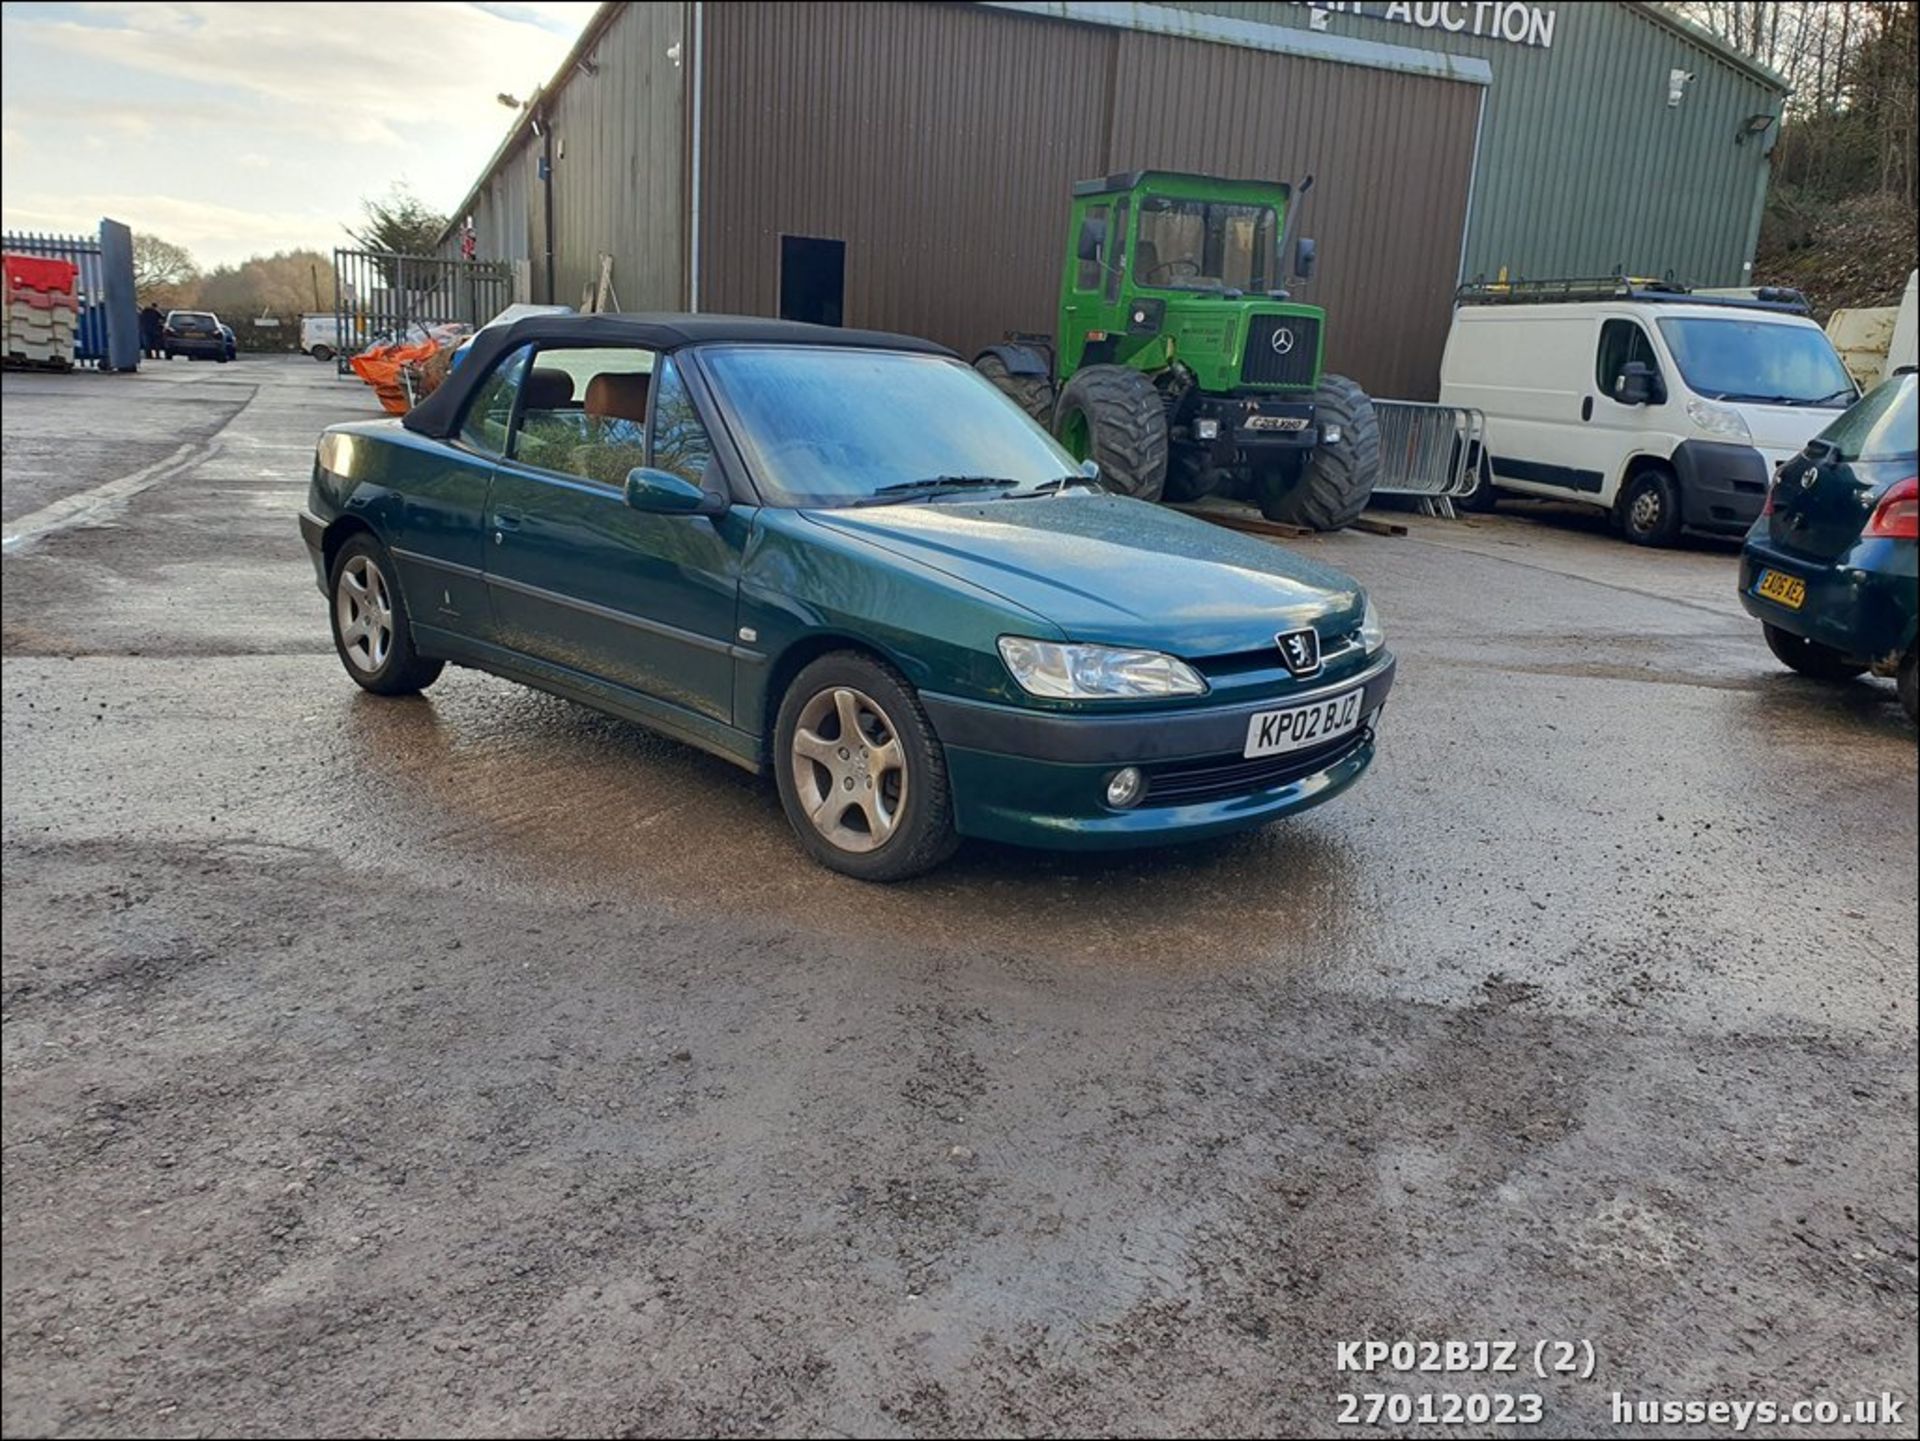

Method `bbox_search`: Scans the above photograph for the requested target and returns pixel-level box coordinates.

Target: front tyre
[1619,466,1683,546]
[774,652,958,881]
[1258,372,1379,529]
[1899,649,1918,723]
[328,533,444,695]
[1052,365,1168,502]
[1763,623,1866,681]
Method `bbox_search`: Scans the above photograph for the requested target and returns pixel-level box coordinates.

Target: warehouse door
[779,236,845,327]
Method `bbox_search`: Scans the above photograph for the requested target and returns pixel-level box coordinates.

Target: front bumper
[1739,533,1919,664]
[1672,440,1771,535]
[922,651,1396,849]
[1180,394,1319,463]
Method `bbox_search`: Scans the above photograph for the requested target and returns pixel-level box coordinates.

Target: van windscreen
[1655,317,1854,408]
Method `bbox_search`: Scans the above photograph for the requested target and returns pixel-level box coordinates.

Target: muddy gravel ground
[2,359,1915,1438]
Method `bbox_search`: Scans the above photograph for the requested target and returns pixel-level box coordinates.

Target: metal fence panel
[1371,400,1485,516]
[3,229,107,363]
[332,248,513,373]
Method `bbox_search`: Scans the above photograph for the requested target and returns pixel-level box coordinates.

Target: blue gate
[2,219,139,370]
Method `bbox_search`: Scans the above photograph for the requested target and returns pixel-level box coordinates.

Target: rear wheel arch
[321,513,378,576]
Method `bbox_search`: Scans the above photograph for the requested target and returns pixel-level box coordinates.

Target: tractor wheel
[1257,373,1380,530]
[1052,366,1168,502]
[1161,449,1221,504]
[975,354,1054,425]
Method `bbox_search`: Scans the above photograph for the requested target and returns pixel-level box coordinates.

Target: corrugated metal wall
[546,2,686,310]
[699,1,1481,399]
[442,4,685,311]
[1161,1,1784,287]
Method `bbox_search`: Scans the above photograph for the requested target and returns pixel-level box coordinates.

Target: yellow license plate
[1756,570,1806,609]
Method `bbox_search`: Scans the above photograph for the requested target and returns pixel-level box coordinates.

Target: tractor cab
[1059,171,1325,394]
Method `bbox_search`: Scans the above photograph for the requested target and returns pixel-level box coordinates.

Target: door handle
[493,508,523,531]
[1581,396,1594,422]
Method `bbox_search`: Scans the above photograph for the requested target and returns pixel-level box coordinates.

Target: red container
[4,253,79,298]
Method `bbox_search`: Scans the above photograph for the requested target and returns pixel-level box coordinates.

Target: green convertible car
[300,314,1395,879]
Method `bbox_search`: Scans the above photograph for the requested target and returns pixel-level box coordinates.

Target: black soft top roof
[402,312,954,438]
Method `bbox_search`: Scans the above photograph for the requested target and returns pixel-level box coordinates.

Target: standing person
[139,304,164,359]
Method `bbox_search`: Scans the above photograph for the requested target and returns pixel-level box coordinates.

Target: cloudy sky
[1,1,599,267]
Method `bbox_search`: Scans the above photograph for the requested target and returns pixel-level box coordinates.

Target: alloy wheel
[790,685,908,853]
[335,554,394,674]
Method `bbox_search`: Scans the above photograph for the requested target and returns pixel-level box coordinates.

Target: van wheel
[1764,624,1866,682]
[1455,443,1499,512]
[311,344,335,363]
[1620,466,1682,546]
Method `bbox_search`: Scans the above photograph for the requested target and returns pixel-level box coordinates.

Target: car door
[381,341,530,648]
[1586,314,1674,505]
[482,346,746,726]
[1470,314,1613,502]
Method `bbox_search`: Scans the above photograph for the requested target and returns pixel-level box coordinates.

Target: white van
[1440,282,1858,545]
[300,313,344,362]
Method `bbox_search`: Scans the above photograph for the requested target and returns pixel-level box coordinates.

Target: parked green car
[1739,370,1918,722]
[300,315,1395,879]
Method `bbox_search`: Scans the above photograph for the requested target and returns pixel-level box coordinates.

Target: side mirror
[1076,214,1107,263]
[1293,236,1317,281]
[1616,360,1657,406]
[624,466,727,516]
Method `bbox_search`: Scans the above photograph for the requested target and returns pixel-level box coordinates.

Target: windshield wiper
[1006,475,1101,498]
[856,475,1020,506]
[1718,392,1848,407]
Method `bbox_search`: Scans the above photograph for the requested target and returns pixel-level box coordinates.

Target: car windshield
[1813,372,1917,463]
[1133,195,1279,293]
[1654,316,1855,406]
[169,313,218,333]
[700,346,1079,507]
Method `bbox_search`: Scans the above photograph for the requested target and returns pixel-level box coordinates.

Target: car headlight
[997,637,1206,699]
[1686,397,1751,443]
[1358,596,1385,654]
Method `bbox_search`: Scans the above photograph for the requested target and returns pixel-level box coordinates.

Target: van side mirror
[1293,236,1317,281]
[1617,360,1659,406]
[1076,215,1107,263]
[625,466,727,516]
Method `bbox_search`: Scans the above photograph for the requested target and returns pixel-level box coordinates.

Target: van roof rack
[1455,276,1810,315]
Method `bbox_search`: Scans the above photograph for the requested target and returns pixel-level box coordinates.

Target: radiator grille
[1240,315,1320,388]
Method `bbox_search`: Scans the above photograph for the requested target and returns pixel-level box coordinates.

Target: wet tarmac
[3,357,1915,1437]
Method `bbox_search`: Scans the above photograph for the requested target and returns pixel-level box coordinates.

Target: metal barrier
[1370,400,1486,518]
[2,224,137,369]
[332,248,512,374]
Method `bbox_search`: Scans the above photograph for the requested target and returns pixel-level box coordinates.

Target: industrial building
[437,0,1788,399]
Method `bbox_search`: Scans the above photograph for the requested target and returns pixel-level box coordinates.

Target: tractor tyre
[1257,373,1380,530]
[1052,366,1168,502]
[1161,449,1221,504]
[975,354,1055,425]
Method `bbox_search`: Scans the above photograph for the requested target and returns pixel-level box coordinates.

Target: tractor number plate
[1242,415,1310,432]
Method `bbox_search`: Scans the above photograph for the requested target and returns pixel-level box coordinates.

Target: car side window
[648,357,713,484]
[458,344,531,456]
[1597,319,1661,402]
[509,345,659,486]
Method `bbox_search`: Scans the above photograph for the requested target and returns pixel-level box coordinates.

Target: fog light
[1322,422,1343,445]
[1105,766,1145,809]
[1195,418,1220,441]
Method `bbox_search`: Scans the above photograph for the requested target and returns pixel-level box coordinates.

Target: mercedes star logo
[1271,327,1296,356]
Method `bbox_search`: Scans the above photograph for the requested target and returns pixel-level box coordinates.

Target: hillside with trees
[1671,0,1917,318]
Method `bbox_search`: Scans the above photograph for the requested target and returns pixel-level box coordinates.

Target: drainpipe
[535,105,557,304]
[689,2,704,312]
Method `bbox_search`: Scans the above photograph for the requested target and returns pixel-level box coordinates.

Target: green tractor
[975,170,1381,531]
